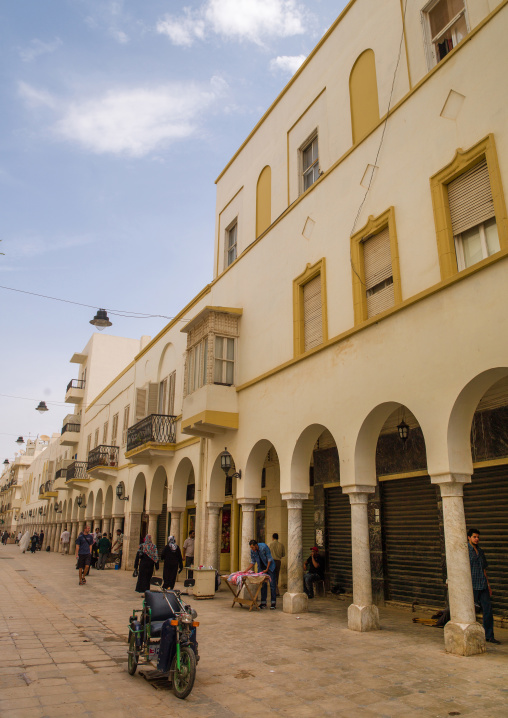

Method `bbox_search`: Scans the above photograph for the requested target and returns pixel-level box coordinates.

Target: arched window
[349,49,380,145]
[256,166,271,238]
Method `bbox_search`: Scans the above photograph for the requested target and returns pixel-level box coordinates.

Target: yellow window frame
[430,133,508,280]
[350,206,402,325]
[293,258,328,357]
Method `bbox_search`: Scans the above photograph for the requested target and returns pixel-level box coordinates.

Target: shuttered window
[102,421,108,445]
[94,428,99,448]
[135,388,147,422]
[147,383,158,415]
[111,413,119,446]
[449,160,500,270]
[363,226,394,318]
[187,340,207,394]
[168,371,176,415]
[122,405,130,446]
[214,336,235,385]
[159,377,168,414]
[303,274,323,352]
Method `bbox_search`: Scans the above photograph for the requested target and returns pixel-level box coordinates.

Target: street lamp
[397,419,409,444]
[36,401,49,414]
[90,309,112,329]
[76,495,83,508]
[116,482,129,501]
[3,459,9,466]
[16,436,24,445]
[219,448,242,480]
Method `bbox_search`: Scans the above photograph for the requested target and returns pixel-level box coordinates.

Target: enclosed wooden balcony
[181,384,239,438]
[125,414,177,464]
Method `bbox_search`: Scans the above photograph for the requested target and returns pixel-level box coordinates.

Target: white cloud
[157,0,308,47]
[18,80,227,157]
[270,54,306,75]
[18,37,62,63]
[111,29,129,44]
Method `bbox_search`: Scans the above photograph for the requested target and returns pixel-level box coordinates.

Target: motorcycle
[127,577,199,699]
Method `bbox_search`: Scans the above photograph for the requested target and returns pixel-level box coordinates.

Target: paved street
[1,546,508,718]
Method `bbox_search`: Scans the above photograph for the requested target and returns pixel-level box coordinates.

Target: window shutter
[367,282,395,317]
[303,274,323,352]
[363,227,392,290]
[111,414,118,445]
[48,461,55,479]
[448,160,495,235]
[147,383,158,415]
[122,405,130,446]
[159,378,168,414]
[168,372,176,415]
[135,388,147,421]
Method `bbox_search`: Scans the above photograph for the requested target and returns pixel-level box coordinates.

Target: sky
[0,0,348,465]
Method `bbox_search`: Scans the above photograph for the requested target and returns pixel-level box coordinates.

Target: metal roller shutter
[381,476,445,607]
[325,487,352,592]
[156,503,168,555]
[302,498,315,555]
[463,466,508,617]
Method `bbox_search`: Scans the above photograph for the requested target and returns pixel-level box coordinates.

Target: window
[122,405,130,447]
[423,0,468,66]
[448,160,500,270]
[187,338,208,394]
[293,258,328,356]
[430,135,508,279]
[363,226,395,318]
[86,434,91,456]
[350,207,402,324]
[159,371,176,415]
[94,428,99,448]
[301,134,319,192]
[214,336,235,385]
[102,421,108,445]
[111,413,119,446]
[226,221,237,267]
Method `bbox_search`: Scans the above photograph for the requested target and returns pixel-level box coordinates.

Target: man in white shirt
[60,528,71,554]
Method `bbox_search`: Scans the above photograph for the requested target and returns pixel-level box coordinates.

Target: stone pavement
[1,546,508,718]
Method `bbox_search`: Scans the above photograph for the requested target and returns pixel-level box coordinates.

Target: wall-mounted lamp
[76,494,83,508]
[54,502,62,513]
[397,420,409,444]
[116,482,129,501]
[220,448,242,480]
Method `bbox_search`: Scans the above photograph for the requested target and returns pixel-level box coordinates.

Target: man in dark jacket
[97,533,112,570]
[75,526,93,585]
[303,546,325,599]
[468,528,500,644]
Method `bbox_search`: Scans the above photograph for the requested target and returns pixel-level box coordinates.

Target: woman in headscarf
[133,535,159,593]
[19,531,30,554]
[160,536,183,590]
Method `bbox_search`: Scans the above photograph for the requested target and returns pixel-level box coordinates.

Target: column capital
[281,492,308,509]
[431,473,471,497]
[341,484,375,496]
[168,506,185,514]
[206,502,223,514]
[237,498,260,510]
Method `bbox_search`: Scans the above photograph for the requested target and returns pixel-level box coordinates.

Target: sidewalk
[0,545,507,718]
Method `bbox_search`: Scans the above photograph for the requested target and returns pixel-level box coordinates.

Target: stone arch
[351,402,402,489]
[72,496,81,521]
[256,165,271,237]
[349,49,380,145]
[104,485,114,517]
[149,466,168,513]
[132,472,147,513]
[85,491,94,522]
[290,424,339,495]
[172,457,195,510]
[209,450,231,504]
[157,342,175,383]
[243,439,278,498]
[447,368,508,475]
[95,488,104,521]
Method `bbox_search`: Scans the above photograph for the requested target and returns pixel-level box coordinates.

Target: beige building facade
[11,0,508,658]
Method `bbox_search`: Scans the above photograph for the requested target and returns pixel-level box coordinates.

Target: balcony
[60,420,81,446]
[65,461,89,485]
[181,383,239,438]
[87,445,119,479]
[54,459,72,490]
[125,414,177,464]
[65,378,85,404]
[41,480,58,500]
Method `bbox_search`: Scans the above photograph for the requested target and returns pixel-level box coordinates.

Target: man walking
[269,532,285,596]
[75,525,93,585]
[111,528,123,567]
[467,528,500,644]
[60,527,70,554]
[245,539,277,609]
[97,532,112,570]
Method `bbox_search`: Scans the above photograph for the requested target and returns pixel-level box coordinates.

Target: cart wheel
[127,631,140,675]
[170,646,196,699]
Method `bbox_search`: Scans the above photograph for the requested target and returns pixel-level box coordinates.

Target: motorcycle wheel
[127,631,140,675]
[170,645,196,699]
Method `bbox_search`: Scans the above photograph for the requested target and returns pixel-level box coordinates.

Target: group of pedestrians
[75,526,124,584]
[17,530,44,553]
[133,530,195,594]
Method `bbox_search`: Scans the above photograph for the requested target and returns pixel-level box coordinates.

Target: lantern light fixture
[76,494,83,507]
[3,459,9,465]
[219,448,242,480]
[90,309,112,330]
[16,436,24,445]
[397,419,410,443]
[116,482,129,501]
[36,401,49,414]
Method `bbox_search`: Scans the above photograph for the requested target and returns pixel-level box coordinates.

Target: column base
[444,621,486,656]
[283,592,308,614]
[348,603,380,632]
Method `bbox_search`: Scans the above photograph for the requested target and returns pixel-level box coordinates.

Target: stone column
[47,524,55,551]
[93,516,101,533]
[78,520,85,534]
[125,512,142,570]
[102,517,111,537]
[53,523,62,553]
[169,509,184,547]
[344,487,380,632]
[205,503,223,568]
[70,521,78,547]
[282,493,309,615]
[112,516,124,536]
[237,499,258,570]
[431,474,486,656]
[147,512,159,542]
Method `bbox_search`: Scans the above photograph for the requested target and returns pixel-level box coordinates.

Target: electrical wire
[0,284,188,321]
[349,0,409,287]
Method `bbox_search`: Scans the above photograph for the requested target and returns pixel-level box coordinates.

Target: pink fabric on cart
[227,570,265,587]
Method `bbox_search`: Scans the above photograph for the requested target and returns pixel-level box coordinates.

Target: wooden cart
[222,574,270,612]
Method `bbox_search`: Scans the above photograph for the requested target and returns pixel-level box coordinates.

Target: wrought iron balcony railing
[55,468,67,480]
[66,378,86,392]
[66,461,88,481]
[87,445,119,471]
[44,480,54,493]
[127,414,177,452]
[61,422,81,434]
